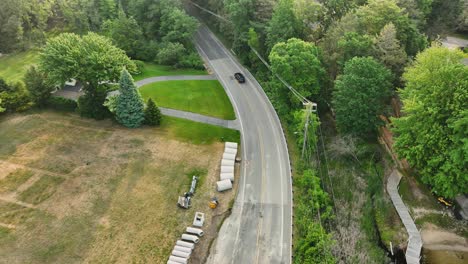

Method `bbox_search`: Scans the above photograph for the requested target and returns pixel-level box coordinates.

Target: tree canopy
[39,32,136,90]
[269,38,324,107]
[332,57,393,137]
[392,46,468,198]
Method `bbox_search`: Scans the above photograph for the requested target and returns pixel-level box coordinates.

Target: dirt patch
[0,111,238,263]
[421,224,468,250]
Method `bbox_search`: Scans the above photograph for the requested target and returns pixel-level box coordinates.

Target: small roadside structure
[193,212,205,227]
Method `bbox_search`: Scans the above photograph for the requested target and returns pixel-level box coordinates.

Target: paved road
[195,25,292,264]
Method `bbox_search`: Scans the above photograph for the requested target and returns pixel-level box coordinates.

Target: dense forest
[0,0,202,119]
[190,0,467,263]
[0,0,467,263]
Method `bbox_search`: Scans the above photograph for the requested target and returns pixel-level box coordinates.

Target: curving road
[195,25,292,264]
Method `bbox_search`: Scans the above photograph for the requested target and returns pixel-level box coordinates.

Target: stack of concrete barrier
[217,142,238,191]
[167,227,205,264]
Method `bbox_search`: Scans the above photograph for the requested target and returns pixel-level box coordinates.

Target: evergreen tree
[144,98,162,126]
[115,69,145,128]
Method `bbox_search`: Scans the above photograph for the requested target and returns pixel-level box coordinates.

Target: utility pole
[301,102,317,160]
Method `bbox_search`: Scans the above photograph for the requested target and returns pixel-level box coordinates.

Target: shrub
[77,86,111,120]
[176,51,205,70]
[103,94,118,114]
[0,80,32,112]
[46,96,77,112]
[133,60,145,75]
[144,98,162,126]
[24,66,54,107]
[157,42,185,65]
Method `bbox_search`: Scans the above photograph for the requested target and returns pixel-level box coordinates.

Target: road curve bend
[195,25,292,264]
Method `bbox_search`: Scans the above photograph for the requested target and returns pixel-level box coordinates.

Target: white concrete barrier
[223,152,236,160]
[220,172,234,182]
[167,260,179,264]
[172,250,190,259]
[186,227,204,237]
[182,234,200,243]
[220,165,234,173]
[221,159,235,166]
[174,245,192,254]
[168,255,187,264]
[176,240,194,249]
[224,147,237,155]
[217,179,233,191]
[225,142,238,149]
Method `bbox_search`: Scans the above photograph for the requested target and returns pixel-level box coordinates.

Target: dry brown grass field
[0,111,239,263]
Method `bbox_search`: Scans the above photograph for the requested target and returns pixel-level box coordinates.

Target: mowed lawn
[0,50,40,84]
[0,111,238,263]
[140,80,236,120]
[133,62,207,81]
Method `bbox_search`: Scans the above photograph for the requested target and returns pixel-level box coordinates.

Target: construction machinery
[177,176,198,209]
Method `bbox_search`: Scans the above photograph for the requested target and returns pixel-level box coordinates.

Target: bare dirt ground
[0,111,237,263]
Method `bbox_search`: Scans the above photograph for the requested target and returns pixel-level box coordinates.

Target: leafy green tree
[157,42,186,66]
[337,32,374,67]
[355,0,427,56]
[332,57,392,137]
[24,66,53,107]
[40,32,136,91]
[160,8,199,47]
[144,98,162,126]
[115,69,145,128]
[392,46,468,198]
[266,0,303,52]
[0,0,25,52]
[102,10,144,58]
[373,23,407,79]
[293,0,325,41]
[269,38,324,107]
[225,0,256,58]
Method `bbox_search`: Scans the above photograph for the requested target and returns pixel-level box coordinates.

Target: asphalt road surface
[195,25,292,264]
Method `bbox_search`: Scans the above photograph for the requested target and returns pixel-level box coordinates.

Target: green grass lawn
[133,62,207,81]
[161,116,240,144]
[0,50,40,84]
[139,80,236,120]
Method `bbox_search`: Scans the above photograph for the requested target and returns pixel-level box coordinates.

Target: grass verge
[140,80,236,120]
[133,62,207,81]
[160,116,240,144]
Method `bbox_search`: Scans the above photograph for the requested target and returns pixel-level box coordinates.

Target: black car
[234,72,246,83]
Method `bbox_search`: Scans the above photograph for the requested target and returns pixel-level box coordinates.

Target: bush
[0,80,32,112]
[176,51,205,70]
[45,96,77,112]
[77,86,111,120]
[133,60,145,75]
[24,66,54,107]
[157,42,186,65]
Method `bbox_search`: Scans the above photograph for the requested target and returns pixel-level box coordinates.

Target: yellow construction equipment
[438,197,453,207]
[209,197,219,209]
